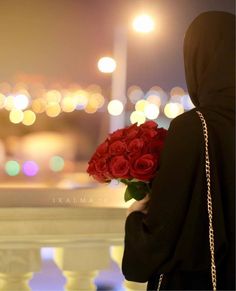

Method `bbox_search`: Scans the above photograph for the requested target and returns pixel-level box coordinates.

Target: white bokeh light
[130,110,146,125]
[107,100,124,116]
[98,57,116,73]
[13,94,30,110]
[164,103,184,119]
[132,14,155,33]
[9,110,24,124]
[144,103,160,120]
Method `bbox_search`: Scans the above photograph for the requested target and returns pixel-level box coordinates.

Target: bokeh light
[46,103,61,117]
[107,100,124,116]
[170,86,185,103]
[135,99,149,111]
[4,96,15,111]
[74,92,88,110]
[76,95,88,110]
[170,86,185,97]
[5,160,20,176]
[146,94,161,107]
[84,104,97,114]
[98,57,116,73]
[144,103,160,120]
[130,110,146,125]
[45,90,62,103]
[132,14,155,33]
[128,86,144,104]
[31,98,46,113]
[164,103,184,119]
[22,161,39,176]
[13,94,30,110]
[89,93,105,109]
[61,97,76,112]
[9,109,24,124]
[22,110,36,126]
[149,86,168,106]
[49,156,65,172]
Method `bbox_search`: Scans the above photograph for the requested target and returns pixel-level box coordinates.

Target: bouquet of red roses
[87,121,167,201]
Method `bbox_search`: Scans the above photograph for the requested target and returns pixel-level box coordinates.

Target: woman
[122,11,235,290]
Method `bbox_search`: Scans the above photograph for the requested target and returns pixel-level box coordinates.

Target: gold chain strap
[196,110,217,291]
[157,274,164,291]
[157,111,217,291]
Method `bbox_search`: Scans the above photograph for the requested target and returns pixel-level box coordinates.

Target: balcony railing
[0,186,147,291]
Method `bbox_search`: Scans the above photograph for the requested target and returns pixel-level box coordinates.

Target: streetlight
[109,13,156,132]
[132,14,155,33]
[97,13,156,132]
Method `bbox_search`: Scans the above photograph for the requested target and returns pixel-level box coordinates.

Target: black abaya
[122,11,235,290]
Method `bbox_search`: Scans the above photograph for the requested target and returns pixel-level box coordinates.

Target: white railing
[0,186,147,291]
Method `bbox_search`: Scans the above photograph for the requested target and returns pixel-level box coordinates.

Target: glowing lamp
[132,14,155,33]
[98,57,116,73]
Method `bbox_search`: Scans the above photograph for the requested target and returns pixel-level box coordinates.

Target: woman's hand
[127,194,150,217]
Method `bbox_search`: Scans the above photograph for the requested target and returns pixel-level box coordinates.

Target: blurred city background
[0,0,234,290]
[0,0,233,187]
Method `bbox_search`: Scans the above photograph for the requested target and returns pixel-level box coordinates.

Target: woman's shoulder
[166,109,203,145]
[169,109,201,133]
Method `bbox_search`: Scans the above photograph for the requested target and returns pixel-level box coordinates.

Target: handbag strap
[157,111,217,291]
[196,110,217,291]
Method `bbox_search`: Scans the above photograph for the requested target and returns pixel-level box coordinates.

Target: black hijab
[184,11,235,114]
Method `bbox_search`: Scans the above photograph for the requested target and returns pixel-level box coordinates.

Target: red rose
[96,140,109,156]
[125,123,140,141]
[109,141,127,155]
[87,160,107,182]
[110,156,130,179]
[127,138,144,153]
[130,154,158,181]
[87,160,96,175]
[140,120,157,129]
[140,127,158,140]
[95,158,109,173]
[87,121,167,189]
[109,128,125,141]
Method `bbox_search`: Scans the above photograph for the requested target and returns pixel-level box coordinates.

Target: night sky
[0,0,234,91]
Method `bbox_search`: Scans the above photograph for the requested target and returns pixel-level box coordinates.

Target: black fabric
[184,11,235,113]
[122,11,235,290]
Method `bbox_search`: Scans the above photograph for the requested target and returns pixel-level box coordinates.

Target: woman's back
[122,11,235,290]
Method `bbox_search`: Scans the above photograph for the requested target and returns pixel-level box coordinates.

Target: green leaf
[120,179,130,185]
[124,182,150,201]
[124,186,133,202]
